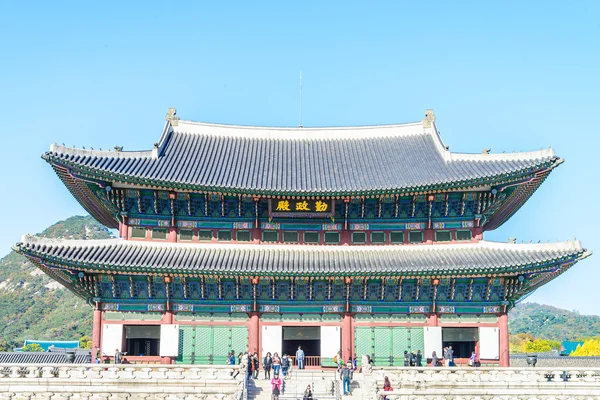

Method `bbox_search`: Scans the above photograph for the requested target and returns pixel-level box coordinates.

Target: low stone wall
[511,354,600,368]
[0,364,242,400]
[371,367,600,399]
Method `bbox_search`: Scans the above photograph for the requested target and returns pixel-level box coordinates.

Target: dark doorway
[126,338,160,356]
[124,325,160,356]
[442,341,476,359]
[442,327,478,358]
[282,326,321,358]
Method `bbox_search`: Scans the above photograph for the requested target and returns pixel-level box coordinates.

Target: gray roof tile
[15,237,587,277]
[45,119,559,194]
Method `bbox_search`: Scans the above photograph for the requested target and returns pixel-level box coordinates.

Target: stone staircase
[246,369,372,400]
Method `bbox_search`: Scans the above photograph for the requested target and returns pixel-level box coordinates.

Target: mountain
[0,215,112,350]
[509,302,600,341]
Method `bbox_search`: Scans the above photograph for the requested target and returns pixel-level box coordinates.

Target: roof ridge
[173,119,429,141]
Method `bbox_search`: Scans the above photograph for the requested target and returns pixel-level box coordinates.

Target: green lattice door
[195,326,213,364]
[392,327,409,366]
[354,326,425,367]
[177,325,248,365]
[231,326,249,356]
[374,327,391,366]
[354,327,372,366]
[409,327,425,357]
[177,326,195,364]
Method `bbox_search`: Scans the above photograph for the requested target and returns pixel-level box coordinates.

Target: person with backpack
[281,353,290,379]
[271,373,283,400]
[263,352,273,380]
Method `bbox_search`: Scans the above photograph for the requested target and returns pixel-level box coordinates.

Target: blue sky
[0,1,598,314]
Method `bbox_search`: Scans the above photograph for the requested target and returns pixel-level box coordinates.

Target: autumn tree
[570,338,600,356]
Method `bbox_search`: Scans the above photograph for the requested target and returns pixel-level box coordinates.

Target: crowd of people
[226,346,478,398]
[227,346,309,400]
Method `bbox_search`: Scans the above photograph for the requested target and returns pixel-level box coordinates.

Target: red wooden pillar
[342,313,353,361]
[168,228,177,243]
[426,313,439,326]
[248,313,260,355]
[499,313,510,367]
[92,308,102,352]
[473,227,484,241]
[424,229,434,244]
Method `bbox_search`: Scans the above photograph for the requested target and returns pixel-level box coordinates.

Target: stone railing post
[9,366,22,378]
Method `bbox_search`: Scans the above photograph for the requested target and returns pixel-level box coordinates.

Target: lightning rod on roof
[299,71,303,128]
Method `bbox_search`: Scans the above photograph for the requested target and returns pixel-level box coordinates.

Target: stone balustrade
[0,364,242,400]
[370,367,600,399]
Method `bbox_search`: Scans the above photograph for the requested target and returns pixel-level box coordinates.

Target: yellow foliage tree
[570,338,600,356]
[79,335,92,349]
[22,343,44,352]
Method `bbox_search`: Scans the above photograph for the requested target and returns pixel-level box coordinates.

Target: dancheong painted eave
[14,236,590,278]
[41,109,561,197]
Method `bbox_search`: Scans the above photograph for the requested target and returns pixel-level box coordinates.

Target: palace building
[15,109,589,366]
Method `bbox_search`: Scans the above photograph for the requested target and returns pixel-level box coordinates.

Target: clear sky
[0,1,598,314]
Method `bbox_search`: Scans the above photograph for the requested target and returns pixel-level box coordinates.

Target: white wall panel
[479,327,500,360]
[262,325,282,356]
[320,326,340,360]
[159,324,180,357]
[424,327,442,359]
[102,324,123,354]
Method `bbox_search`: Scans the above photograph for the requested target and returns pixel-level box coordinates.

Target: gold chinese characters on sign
[269,199,334,216]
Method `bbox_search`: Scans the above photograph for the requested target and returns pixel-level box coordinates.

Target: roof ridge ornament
[422,109,435,128]
[166,108,179,127]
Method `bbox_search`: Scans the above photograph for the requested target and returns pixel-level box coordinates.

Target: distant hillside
[0,216,112,350]
[509,302,600,342]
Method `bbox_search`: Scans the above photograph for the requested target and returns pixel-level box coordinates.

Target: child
[271,373,283,400]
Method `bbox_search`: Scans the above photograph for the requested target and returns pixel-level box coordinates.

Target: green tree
[22,343,44,352]
[0,339,8,351]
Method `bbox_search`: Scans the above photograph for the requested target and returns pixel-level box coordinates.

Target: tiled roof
[43,115,559,195]
[0,351,90,364]
[15,236,588,277]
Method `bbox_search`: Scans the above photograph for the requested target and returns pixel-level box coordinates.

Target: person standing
[253,352,260,378]
[431,351,438,367]
[95,346,101,364]
[443,347,449,367]
[228,351,236,366]
[272,352,281,376]
[263,352,273,380]
[296,346,305,369]
[415,350,422,367]
[403,350,410,367]
[469,351,477,367]
[281,353,289,379]
[341,362,353,395]
[114,349,122,364]
[271,373,283,400]
[448,346,454,367]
